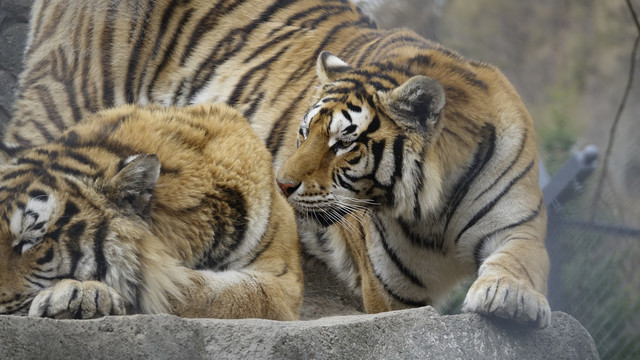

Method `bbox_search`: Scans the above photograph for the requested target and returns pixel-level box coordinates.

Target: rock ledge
[0,308,598,359]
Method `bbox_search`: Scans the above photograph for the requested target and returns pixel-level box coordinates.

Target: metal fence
[543,146,640,360]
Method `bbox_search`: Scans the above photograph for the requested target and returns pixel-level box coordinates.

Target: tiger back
[2,0,550,328]
[0,104,303,320]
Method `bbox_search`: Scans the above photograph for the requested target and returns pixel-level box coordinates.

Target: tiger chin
[0,104,303,320]
[276,52,551,328]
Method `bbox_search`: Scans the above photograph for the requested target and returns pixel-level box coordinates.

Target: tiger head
[276,51,446,227]
[0,146,160,315]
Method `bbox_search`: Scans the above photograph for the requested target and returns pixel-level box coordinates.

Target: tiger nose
[276,180,300,198]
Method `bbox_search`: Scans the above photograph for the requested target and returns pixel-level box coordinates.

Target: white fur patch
[324,54,349,69]
[10,194,57,253]
[328,107,371,150]
[299,101,324,139]
[123,154,141,165]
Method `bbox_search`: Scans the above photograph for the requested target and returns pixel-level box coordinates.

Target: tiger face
[0,168,122,315]
[277,52,445,227]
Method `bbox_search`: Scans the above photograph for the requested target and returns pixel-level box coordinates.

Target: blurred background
[357,0,640,359]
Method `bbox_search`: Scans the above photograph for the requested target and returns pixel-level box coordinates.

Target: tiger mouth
[296,207,352,227]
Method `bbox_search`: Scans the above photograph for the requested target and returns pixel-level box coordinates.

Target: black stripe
[368,251,429,307]
[372,216,426,288]
[195,187,248,269]
[26,1,59,58]
[33,85,66,132]
[341,110,352,122]
[475,129,528,201]
[48,201,80,242]
[125,0,154,103]
[370,139,385,178]
[346,102,362,113]
[36,247,55,265]
[31,273,57,281]
[93,220,110,280]
[335,172,358,193]
[266,84,311,155]
[449,64,488,91]
[12,156,41,168]
[181,0,243,66]
[25,277,46,289]
[28,190,48,200]
[391,135,405,180]
[455,160,536,244]
[29,119,56,143]
[49,163,90,178]
[272,17,372,101]
[1,169,32,181]
[355,35,384,66]
[64,150,99,169]
[137,0,180,97]
[226,45,291,106]
[398,218,444,253]
[81,10,98,113]
[443,124,496,227]
[54,47,83,124]
[101,0,118,108]
[66,221,87,240]
[147,8,194,100]
[473,198,544,269]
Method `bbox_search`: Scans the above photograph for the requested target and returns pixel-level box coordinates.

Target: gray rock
[0,0,32,133]
[0,309,598,360]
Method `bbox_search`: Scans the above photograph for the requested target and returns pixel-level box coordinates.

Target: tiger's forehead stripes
[327,105,371,147]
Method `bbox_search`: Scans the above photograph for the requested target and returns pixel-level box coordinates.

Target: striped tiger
[0,104,303,320]
[1,0,550,327]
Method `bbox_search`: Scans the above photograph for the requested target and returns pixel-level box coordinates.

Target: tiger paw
[28,279,126,319]
[462,275,550,329]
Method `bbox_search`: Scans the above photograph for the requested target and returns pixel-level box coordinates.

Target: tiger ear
[107,154,160,217]
[316,51,353,84]
[380,75,446,133]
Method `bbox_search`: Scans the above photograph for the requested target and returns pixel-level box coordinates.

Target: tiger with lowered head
[1,0,550,327]
[0,104,303,320]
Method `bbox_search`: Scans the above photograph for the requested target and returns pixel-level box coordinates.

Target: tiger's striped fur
[0,104,303,320]
[1,0,550,327]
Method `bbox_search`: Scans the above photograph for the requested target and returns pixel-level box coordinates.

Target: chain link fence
[542,146,640,360]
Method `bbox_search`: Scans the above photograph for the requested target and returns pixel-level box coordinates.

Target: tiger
[0,103,303,320]
[1,0,550,327]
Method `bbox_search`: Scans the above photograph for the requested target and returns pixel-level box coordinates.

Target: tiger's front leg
[28,279,126,319]
[462,236,551,328]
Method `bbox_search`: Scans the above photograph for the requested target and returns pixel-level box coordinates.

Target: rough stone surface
[0,0,33,131]
[0,2,600,359]
[0,309,598,360]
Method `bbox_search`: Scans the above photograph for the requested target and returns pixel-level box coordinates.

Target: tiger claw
[462,275,551,329]
[28,279,126,319]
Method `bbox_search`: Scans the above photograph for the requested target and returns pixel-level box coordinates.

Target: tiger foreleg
[28,279,126,319]
[462,237,551,328]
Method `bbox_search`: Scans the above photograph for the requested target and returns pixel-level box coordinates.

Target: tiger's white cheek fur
[10,195,57,253]
[328,107,372,150]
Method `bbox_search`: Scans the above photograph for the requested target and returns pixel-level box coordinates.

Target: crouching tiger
[1,0,550,328]
[0,104,303,320]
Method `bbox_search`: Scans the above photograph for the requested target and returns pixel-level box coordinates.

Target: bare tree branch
[590,0,640,219]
